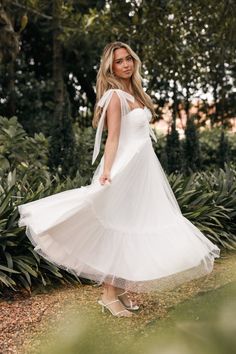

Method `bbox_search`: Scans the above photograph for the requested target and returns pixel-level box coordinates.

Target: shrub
[0,169,87,293]
[169,164,236,250]
[0,116,50,183]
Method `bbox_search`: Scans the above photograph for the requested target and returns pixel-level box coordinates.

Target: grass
[1,250,235,354]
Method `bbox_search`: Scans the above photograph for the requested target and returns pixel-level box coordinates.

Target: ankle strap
[116,309,128,315]
[118,291,128,296]
[105,299,120,306]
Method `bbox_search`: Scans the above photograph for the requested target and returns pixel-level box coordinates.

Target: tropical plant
[1,164,236,292]
[165,124,182,173]
[0,115,50,182]
[183,116,202,174]
[0,168,86,293]
[169,164,236,250]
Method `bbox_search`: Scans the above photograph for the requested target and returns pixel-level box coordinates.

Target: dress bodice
[118,107,152,145]
[92,89,157,165]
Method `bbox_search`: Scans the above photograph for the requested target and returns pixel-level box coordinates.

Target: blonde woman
[18,41,220,318]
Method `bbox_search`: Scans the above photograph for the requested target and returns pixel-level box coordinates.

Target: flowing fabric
[18,89,220,293]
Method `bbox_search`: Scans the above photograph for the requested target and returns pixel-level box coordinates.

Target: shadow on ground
[32,281,236,354]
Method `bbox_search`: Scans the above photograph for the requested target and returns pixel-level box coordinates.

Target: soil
[0,249,235,354]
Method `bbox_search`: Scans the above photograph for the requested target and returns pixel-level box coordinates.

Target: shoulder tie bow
[92,89,134,165]
[145,108,157,143]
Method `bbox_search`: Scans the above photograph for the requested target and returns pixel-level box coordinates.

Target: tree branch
[9,1,53,20]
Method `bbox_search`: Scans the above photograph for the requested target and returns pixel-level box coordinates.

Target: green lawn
[25,252,236,354]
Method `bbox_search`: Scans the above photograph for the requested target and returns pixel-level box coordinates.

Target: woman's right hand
[99,171,112,186]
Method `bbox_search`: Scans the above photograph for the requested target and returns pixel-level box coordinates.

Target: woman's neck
[119,79,133,95]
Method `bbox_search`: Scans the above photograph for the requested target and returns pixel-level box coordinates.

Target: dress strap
[145,107,157,143]
[149,125,157,143]
[92,89,134,165]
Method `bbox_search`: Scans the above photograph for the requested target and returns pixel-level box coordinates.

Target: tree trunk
[172,79,178,130]
[213,83,218,128]
[219,58,226,128]
[185,84,190,121]
[53,0,64,122]
[6,61,16,116]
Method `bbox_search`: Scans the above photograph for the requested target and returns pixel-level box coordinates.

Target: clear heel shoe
[117,291,139,311]
[97,299,133,317]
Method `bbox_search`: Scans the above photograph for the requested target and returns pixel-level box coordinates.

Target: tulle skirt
[18,138,220,293]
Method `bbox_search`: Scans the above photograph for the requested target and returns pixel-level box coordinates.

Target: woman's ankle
[115,287,127,296]
[102,283,117,300]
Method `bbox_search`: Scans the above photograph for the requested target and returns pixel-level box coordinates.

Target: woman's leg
[101,282,133,316]
[115,286,139,308]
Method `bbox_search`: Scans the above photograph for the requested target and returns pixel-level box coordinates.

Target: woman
[18,41,220,318]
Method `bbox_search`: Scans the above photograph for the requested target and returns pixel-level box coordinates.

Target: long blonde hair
[92,41,156,129]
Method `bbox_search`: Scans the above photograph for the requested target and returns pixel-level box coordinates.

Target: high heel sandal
[117,291,139,311]
[97,299,133,317]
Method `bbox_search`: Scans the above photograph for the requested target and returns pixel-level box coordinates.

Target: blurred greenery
[0,115,236,291]
[1,0,236,133]
[28,281,236,354]
[144,281,236,354]
[0,161,235,291]
[153,127,236,173]
[0,115,50,182]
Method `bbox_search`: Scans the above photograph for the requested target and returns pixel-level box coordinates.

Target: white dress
[18,89,220,293]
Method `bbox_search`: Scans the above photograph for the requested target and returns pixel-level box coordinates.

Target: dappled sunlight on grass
[21,251,236,354]
[27,281,236,354]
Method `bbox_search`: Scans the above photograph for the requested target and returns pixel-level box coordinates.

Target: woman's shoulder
[97,88,134,107]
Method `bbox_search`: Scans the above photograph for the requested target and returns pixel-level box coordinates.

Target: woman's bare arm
[99,93,121,185]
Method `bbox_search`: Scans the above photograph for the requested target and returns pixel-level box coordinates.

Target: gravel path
[0,250,235,354]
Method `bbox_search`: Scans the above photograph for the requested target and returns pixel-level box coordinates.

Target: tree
[0,0,235,171]
[183,115,201,174]
[0,0,19,64]
[165,123,182,174]
[217,129,230,169]
[48,90,78,178]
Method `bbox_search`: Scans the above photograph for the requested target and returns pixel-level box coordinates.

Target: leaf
[0,265,20,273]
[0,271,16,288]
[14,259,38,277]
[0,185,15,215]
[18,275,31,292]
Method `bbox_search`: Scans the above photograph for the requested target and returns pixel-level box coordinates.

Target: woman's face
[112,48,134,79]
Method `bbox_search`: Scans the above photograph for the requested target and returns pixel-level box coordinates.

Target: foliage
[217,130,230,168]
[152,130,168,169]
[169,164,236,250]
[0,1,236,293]
[0,115,50,182]
[74,123,103,184]
[0,168,87,293]
[154,126,236,172]
[0,114,89,292]
[0,0,235,133]
[183,116,202,174]
[0,2,19,63]
[165,124,182,173]
[48,93,78,179]
[199,127,236,169]
[0,163,236,292]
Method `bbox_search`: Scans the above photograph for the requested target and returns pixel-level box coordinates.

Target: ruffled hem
[18,198,220,293]
[17,139,221,293]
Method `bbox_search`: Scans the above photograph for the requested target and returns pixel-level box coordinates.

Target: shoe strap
[119,296,137,309]
[118,291,128,297]
[105,299,120,306]
[115,309,129,315]
[102,299,131,316]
